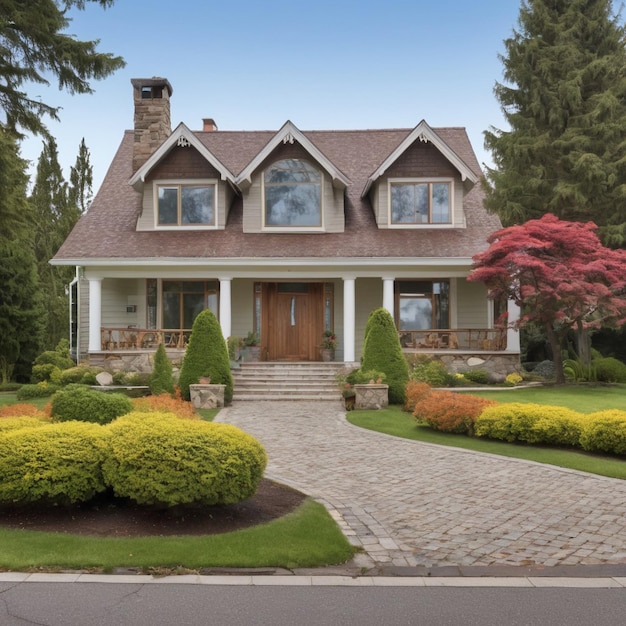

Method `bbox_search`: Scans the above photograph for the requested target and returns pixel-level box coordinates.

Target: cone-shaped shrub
[178,310,233,403]
[361,308,409,404]
[149,342,175,395]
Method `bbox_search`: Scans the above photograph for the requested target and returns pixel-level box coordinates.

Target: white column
[219,278,232,340]
[343,277,356,363]
[88,277,102,352]
[506,299,521,352]
[382,276,395,318]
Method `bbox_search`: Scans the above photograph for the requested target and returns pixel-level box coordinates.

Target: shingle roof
[52,125,502,263]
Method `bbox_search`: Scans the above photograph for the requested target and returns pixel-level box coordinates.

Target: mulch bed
[0,479,306,537]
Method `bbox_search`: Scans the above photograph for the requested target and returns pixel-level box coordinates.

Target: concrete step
[232,362,345,401]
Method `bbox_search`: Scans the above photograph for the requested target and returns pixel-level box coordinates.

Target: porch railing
[101,327,188,350]
[398,329,507,351]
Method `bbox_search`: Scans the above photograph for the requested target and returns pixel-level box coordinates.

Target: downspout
[68,267,80,363]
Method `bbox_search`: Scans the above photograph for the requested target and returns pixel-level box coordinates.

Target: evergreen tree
[149,343,175,396]
[69,138,93,214]
[361,308,409,405]
[484,0,626,246]
[30,137,78,349]
[178,310,234,403]
[0,128,45,382]
[0,0,125,137]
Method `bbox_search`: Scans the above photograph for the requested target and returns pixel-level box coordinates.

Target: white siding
[456,279,489,328]
[230,279,255,339]
[101,279,143,328]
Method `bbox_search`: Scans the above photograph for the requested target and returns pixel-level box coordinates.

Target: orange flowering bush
[413,389,497,434]
[404,381,433,414]
[131,391,198,420]
[0,403,50,420]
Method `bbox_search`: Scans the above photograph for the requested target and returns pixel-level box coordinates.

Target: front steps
[231,362,345,401]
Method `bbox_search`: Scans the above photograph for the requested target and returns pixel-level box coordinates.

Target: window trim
[153,178,218,230]
[261,159,325,231]
[387,177,454,228]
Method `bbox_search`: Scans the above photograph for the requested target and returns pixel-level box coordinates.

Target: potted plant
[242,331,262,362]
[320,330,336,362]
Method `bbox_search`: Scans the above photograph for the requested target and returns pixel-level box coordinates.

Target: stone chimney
[131,77,173,172]
[203,118,218,132]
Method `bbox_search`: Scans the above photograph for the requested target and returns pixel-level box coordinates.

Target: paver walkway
[217,401,626,570]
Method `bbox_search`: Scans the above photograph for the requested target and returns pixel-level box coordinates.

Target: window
[162,281,219,330]
[264,159,321,227]
[156,182,215,226]
[396,281,449,330]
[390,181,451,224]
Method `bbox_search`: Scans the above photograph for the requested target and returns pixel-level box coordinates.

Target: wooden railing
[398,329,507,351]
[101,327,188,350]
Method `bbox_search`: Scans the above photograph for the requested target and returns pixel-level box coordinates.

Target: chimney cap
[131,77,173,97]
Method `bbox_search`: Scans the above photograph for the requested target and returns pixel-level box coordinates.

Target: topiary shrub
[0,421,109,505]
[361,308,409,404]
[579,410,626,455]
[101,412,267,507]
[51,385,132,425]
[16,382,59,400]
[474,402,584,446]
[149,342,175,395]
[178,310,233,403]
[31,363,62,384]
[413,389,497,434]
[594,357,626,383]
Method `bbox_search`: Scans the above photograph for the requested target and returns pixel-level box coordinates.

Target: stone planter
[354,383,389,410]
[189,383,226,409]
[320,348,335,362]
[242,346,262,362]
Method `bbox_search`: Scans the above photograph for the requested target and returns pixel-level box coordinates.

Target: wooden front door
[264,283,324,361]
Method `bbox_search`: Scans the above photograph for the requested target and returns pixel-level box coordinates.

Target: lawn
[348,385,626,480]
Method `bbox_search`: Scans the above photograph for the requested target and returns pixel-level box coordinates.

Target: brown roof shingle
[53,126,501,262]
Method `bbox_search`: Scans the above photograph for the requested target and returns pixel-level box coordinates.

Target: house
[52,77,520,377]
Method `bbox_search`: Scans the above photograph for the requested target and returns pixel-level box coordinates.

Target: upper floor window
[157,182,215,226]
[389,180,451,224]
[264,159,321,227]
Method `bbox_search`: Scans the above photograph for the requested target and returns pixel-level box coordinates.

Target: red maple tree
[468,214,626,383]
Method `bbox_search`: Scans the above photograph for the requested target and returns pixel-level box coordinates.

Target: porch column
[382,276,395,318]
[88,277,102,352]
[343,277,356,363]
[506,299,521,352]
[219,278,232,340]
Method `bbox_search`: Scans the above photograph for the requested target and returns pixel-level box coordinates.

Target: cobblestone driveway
[217,401,626,569]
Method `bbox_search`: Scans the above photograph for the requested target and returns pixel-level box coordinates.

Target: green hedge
[102,412,267,507]
[16,382,59,400]
[51,385,132,425]
[0,421,109,505]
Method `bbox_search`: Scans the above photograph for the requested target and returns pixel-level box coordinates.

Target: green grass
[458,384,626,413]
[0,392,51,410]
[0,499,355,572]
[348,404,626,480]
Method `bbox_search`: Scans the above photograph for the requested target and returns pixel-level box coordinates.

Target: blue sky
[20,0,522,191]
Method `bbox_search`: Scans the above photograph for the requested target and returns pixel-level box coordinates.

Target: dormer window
[389,179,451,225]
[156,180,216,227]
[264,159,322,227]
